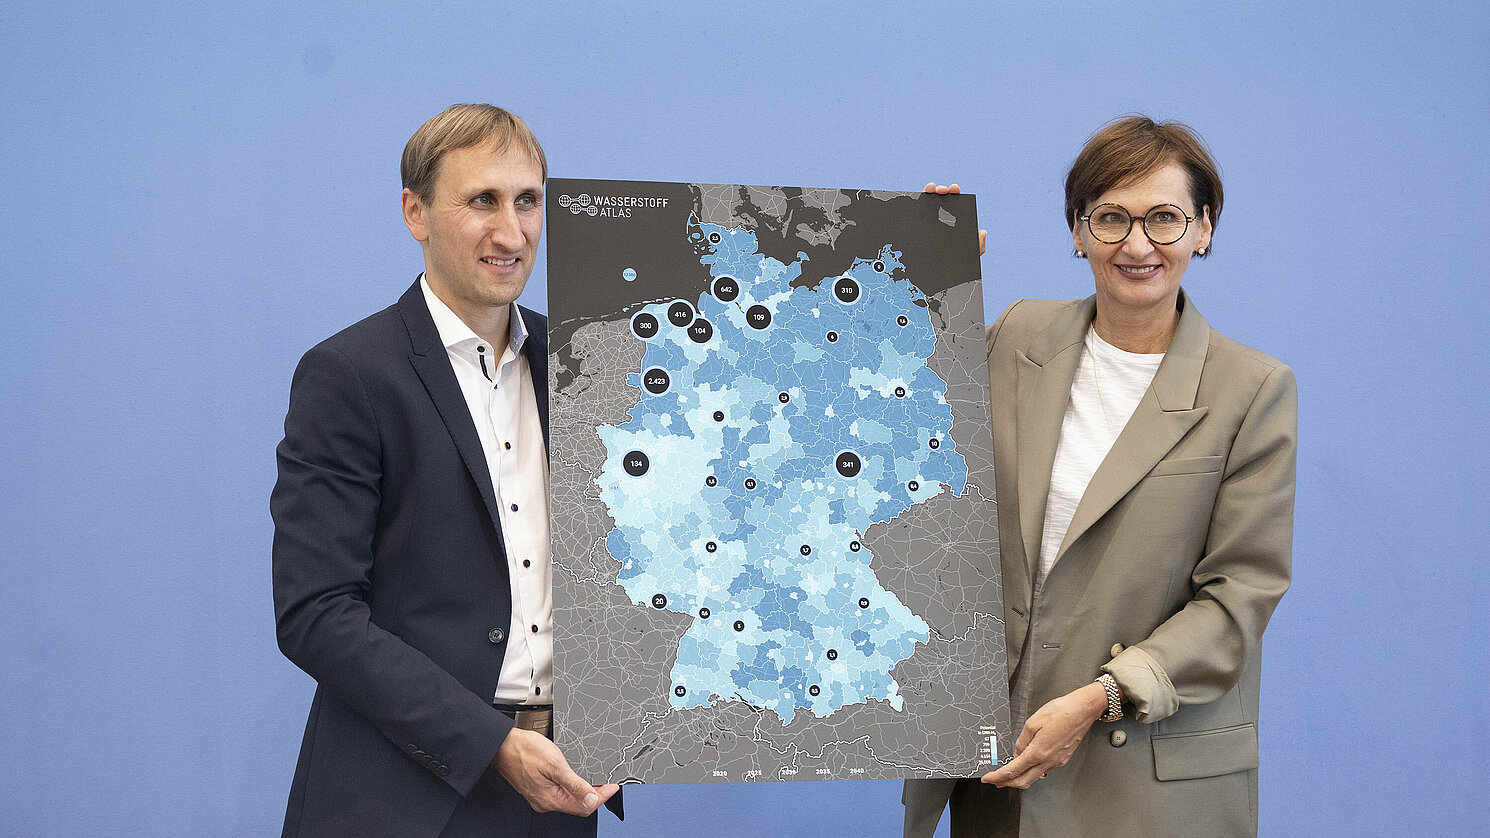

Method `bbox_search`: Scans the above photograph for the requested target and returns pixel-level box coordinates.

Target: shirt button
[489,628,506,644]
[504,442,512,450]
[510,503,519,512]
[531,624,539,633]
[523,559,531,568]
[535,686,541,695]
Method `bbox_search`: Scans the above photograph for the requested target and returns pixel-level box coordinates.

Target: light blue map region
[595,219,968,723]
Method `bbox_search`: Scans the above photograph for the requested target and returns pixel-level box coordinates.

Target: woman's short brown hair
[401,104,548,202]
[1065,115,1222,255]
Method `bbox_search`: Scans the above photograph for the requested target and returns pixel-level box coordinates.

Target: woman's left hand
[982,682,1108,788]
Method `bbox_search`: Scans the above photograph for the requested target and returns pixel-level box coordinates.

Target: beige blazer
[905,292,1296,838]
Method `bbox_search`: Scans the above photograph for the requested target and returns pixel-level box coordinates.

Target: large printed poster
[547,179,1010,784]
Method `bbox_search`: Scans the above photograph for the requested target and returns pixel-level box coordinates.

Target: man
[272,104,619,837]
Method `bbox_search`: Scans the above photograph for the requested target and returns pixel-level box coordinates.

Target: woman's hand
[981,681,1108,788]
[922,182,987,254]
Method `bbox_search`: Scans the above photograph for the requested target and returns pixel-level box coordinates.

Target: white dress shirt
[420,277,552,705]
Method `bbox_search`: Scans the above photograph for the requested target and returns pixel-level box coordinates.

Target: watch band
[1095,673,1123,722]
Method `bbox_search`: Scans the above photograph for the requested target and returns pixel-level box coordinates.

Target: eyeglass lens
[1087,204,1189,245]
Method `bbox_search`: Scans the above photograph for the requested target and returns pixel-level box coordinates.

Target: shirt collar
[419,274,528,357]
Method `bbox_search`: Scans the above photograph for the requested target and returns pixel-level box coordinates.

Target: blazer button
[489,628,506,644]
[1110,730,1128,748]
[405,744,418,755]
[1110,643,1125,658]
[437,765,450,777]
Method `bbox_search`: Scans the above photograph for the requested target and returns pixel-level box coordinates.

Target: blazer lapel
[1015,298,1096,585]
[519,306,549,453]
[397,281,505,534]
[1053,290,1210,563]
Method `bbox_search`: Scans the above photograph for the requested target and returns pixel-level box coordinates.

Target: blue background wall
[3,2,1486,835]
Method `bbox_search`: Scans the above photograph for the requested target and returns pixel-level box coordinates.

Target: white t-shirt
[1036,327,1164,586]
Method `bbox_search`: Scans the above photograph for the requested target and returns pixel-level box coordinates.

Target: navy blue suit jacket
[272,280,560,836]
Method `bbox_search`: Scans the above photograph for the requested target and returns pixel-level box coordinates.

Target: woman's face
[1072,163,1212,323]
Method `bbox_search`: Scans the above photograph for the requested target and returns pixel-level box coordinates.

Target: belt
[493,703,553,736]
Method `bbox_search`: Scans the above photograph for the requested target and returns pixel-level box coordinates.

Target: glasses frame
[1080,203,1196,246]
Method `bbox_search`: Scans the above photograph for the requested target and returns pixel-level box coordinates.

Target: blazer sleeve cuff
[1102,646,1177,723]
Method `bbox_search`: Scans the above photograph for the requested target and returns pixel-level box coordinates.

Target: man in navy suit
[272,104,619,837]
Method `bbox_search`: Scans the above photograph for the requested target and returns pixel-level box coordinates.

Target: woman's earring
[1195,247,1207,256]
[1075,250,1086,259]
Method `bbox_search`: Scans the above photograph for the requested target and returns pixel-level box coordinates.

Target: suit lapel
[397,281,505,534]
[1052,290,1211,563]
[1015,298,1095,584]
[519,306,550,453]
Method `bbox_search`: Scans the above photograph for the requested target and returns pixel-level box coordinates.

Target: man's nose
[487,206,524,250]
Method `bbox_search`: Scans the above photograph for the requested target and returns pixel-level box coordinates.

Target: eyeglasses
[1079,203,1195,245]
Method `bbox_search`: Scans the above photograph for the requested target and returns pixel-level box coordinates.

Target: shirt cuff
[1101,646,1178,723]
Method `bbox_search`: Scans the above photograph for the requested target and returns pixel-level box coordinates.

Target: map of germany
[548,180,1010,783]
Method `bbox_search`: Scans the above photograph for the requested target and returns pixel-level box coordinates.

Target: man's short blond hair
[401,104,548,201]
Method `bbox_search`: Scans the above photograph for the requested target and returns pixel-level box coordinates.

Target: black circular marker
[675,685,687,697]
[623,450,650,477]
[778,392,789,404]
[873,260,885,272]
[706,541,717,553]
[894,387,906,398]
[733,620,745,632]
[850,541,861,552]
[746,305,772,330]
[688,319,713,343]
[700,607,711,619]
[709,232,722,243]
[800,545,811,556]
[929,438,940,449]
[668,301,694,327]
[833,277,860,303]
[835,451,862,478]
[826,331,838,343]
[713,411,724,422]
[631,312,659,340]
[713,276,740,302]
[744,478,757,490]
[706,475,718,487]
[809,685,820,697]
[652,593,667,609]
[827,649,838,660]
[908,480,919,492]
[897,315,908,327]
[859,597,870,608]
[643,368,670,394]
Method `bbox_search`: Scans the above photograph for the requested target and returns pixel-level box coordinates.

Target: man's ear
[401,188,429,243]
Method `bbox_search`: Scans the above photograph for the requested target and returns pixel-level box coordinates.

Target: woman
[905,117,1296,837]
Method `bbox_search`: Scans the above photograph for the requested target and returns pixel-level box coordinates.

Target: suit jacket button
[1110,730,1127,748]
[1110,643,1125,658]
[437,765,450,777]
[489,628,505,644]
[405,744,418,754]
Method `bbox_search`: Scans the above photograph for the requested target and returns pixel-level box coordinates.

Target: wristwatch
[1095,673,1123,722]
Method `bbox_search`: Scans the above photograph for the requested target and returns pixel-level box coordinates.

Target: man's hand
[923,182,987,255]
[981,681,1108,789]
[493,728,619,816]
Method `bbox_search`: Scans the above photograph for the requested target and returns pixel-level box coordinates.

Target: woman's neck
[1092,302,1179,354]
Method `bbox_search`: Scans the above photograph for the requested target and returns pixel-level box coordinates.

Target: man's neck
[426,280,512,350]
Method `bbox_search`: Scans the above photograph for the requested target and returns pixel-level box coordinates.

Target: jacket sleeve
[1103,363,1297,722]
[271,342,513,795]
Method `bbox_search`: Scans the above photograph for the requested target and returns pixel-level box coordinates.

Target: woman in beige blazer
[906,117,1296,837]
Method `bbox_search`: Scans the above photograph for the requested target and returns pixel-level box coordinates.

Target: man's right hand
[493,728,619,816]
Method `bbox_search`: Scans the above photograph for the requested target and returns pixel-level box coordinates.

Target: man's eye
[472,195,493,205]
[517,194,538,206]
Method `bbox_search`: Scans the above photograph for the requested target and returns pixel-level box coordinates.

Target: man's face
[401,142,544,321]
